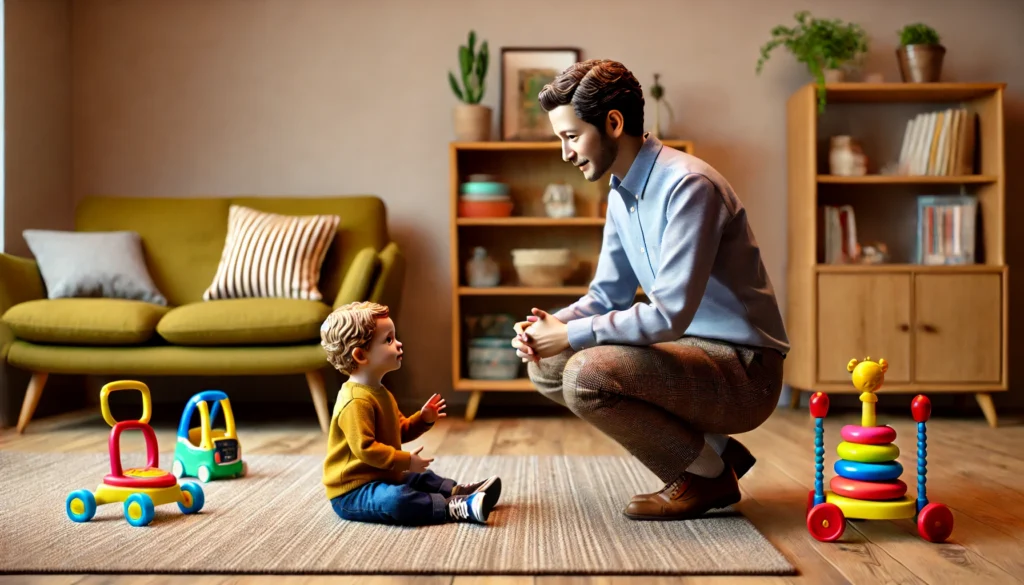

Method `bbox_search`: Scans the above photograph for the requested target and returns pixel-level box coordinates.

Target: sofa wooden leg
[16,372,49,434]
[306,370,329,433]
[975,392,998,428]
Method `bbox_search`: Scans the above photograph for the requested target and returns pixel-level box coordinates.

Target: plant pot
[896,44,945,83]
[453,104,492,141]
[823,68,845,83]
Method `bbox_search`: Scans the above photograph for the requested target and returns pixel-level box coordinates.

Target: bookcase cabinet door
[817,273,912,383]
[913,273,1002,383]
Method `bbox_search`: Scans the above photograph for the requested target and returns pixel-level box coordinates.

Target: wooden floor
[2,405,1023,585]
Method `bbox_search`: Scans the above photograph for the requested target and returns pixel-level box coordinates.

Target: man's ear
[352,347,368,365]
[605,110,624,138]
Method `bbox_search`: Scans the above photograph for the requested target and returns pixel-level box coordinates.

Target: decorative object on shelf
[857,242,889,264]
[829,135,868,176]
[449,30,491,142]
[500,47,581,140]
[649,73,674,139]
[863,72,884,83]
[458,175,513,217]
[511,248,577,287]
[896,23,944,83]
[467,337,521,380]
[542,183,575,218]
[756,10,869,113]
[466,246,501,287]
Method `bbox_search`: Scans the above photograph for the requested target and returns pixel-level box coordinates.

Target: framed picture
[500,47,581,141]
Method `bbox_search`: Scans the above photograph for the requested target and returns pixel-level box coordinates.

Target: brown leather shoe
[624,467,741,520]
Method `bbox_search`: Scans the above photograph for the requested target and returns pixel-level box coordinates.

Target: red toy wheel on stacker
[807,502,846,542]
[917,502,954,542]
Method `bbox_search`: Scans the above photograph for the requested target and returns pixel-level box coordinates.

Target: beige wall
[4,0,73,257]
[14,0,1022,414]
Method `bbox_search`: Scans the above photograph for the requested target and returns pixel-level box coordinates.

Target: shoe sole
[475,476,502,513]
[622,491,742,521]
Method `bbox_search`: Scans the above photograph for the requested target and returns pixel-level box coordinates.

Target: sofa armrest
[332,246,381,310]
[368,242,406,320]
[0,253,45,359]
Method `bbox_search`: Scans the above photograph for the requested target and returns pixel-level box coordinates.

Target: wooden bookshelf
[450,139,693,420]
[785,82,1007,427]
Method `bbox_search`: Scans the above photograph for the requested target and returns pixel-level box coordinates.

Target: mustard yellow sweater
[322,381,433,499]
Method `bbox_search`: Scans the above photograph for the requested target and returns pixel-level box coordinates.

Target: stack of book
[897,107,977,176]
[822,204,859,264]
[916,195,978,265]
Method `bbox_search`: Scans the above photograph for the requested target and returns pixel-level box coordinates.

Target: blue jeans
[330,470,457,526]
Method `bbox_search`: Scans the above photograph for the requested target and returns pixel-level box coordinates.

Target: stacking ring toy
[830,476,908,500]
[834,460,903,481]
[837,441,899,463]
[841,424,896,445]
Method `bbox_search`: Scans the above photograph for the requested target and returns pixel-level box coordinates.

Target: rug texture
[0,450,794,575]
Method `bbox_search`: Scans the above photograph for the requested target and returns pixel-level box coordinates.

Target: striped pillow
[203,205,340,302]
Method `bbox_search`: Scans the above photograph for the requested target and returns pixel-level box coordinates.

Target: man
[511,59,789,520]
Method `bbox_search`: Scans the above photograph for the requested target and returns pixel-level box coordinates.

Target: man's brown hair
[320,301,390,375]
[538,59,645,137]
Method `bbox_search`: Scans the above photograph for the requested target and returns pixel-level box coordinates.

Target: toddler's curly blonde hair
[320,301,390,374]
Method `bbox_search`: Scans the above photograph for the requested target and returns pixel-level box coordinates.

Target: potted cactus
[896,23,944,83]
[448,30,491,141]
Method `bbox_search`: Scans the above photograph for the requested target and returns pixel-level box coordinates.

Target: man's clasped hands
[511,308,571,363]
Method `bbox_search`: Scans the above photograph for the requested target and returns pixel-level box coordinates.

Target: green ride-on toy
[172,390,247,482]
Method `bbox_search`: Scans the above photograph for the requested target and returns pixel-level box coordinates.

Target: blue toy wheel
[66,489,96,523]
[124,493,155,527]
[178,482,205,514]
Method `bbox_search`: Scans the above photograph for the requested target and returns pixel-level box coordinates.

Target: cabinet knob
[898,323,910,332]
[919,323,938,333]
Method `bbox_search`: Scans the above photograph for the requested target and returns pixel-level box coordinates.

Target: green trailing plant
[448,30,489,105]
[898,23,940,46]
[756,11,869,113]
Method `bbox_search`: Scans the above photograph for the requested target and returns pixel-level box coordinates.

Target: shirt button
[640,248,646,255]
[629,206,635,213]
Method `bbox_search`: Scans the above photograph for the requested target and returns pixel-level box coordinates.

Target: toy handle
[108,420,160,476]
[100,380,152,427]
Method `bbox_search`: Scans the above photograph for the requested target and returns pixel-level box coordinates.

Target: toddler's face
[363,317,404,373]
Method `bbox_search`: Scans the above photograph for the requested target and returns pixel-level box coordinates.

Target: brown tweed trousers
[527,335,784,483]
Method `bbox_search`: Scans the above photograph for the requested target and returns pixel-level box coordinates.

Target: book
[916,195,978,265]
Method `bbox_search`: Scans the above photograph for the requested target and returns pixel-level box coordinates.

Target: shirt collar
[608,133,662,200]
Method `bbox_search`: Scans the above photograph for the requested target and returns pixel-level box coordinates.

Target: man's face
[548,105,617,182]
[361,317,403,374]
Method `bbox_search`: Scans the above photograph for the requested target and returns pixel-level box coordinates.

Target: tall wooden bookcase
[450,139,694,420]
[784,82,1007,427]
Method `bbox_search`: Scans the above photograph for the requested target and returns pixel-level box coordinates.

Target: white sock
[686,441,725,478]
[704,433,729,456]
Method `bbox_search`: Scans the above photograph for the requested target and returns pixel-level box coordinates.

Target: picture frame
[499,47,581,141]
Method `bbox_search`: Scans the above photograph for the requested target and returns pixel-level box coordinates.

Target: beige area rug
[0,450,794,576]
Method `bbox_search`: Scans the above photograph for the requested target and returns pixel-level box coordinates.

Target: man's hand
[420,393,446,424]
[519,308,571,359]
[409,446,433,473]
[512,315,540,363]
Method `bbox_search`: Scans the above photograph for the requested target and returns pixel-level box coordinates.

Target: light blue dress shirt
[553,135,790,355]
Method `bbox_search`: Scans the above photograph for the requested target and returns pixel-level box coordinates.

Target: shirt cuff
[553,306,578,323]
[566,316,597,350]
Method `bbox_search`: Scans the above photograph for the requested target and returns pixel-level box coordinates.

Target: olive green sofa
[0,195,405,434]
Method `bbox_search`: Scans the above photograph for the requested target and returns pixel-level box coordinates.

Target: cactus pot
[454,104,492,142]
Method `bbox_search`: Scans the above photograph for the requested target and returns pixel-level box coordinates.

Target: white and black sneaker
[452,475,502,511]
[445,492,493,524]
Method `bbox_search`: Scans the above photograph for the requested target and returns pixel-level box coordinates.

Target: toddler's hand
[409,446,433,473]
[420,393,447,423]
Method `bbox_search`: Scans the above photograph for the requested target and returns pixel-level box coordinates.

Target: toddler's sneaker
[445,492,494,524]
[452,475,502,509]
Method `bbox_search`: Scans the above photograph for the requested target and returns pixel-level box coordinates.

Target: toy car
[65,380,205,527]
[172,390,247,482]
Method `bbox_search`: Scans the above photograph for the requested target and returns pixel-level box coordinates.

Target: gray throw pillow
[22,229,168,306]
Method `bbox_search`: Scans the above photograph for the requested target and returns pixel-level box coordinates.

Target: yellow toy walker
[65,380,205,527]
[806,357,954,543]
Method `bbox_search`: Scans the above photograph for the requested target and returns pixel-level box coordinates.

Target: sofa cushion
[157,298,332,345]
[2,299,170,345]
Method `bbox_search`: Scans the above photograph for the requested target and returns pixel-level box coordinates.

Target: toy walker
[65,380,205,527]
[172,390,247,482]
[806,357,954,543]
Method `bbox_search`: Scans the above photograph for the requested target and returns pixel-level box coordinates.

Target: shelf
[456,217,605,227]
[454,378,534,392]
[820,82,1006,103]
[817,174,997,184]
[459,286,645,296]
[815,264,1005,273]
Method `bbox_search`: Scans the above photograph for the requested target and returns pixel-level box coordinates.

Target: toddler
[320,301,501,525]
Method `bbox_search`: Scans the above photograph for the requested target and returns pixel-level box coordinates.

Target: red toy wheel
[807,503,846,542]
[807,489,815,514]
[917,503,954,542]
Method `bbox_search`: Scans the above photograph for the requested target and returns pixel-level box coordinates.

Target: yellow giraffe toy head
[847,356,888,393]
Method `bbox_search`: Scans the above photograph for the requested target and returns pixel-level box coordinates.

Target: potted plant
[756,11,869,113]
[896,23,944,83]
[448,30,491,141]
